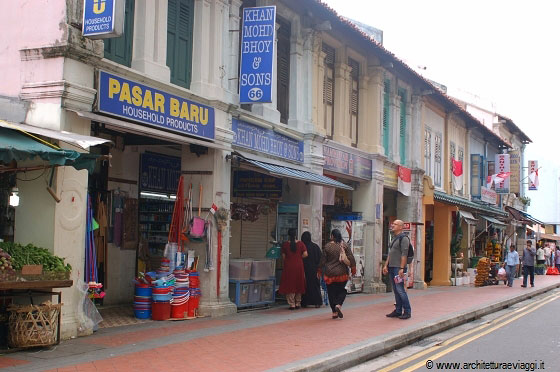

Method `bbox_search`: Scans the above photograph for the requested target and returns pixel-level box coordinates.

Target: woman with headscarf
[278,228,308,310]
[318,229,356,319]
[301,231,323,308]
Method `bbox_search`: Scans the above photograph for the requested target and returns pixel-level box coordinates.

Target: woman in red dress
[279,228,308,309]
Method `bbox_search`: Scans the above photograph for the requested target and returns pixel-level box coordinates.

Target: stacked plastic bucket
[171,269,189,318]
[134,283,152,319]
[187,271,201,317]
[151,285,173,320]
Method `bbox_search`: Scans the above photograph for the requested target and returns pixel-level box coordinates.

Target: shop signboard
[509,149,520,194]
[384,165,398,189]
[239,6,276,103]
[481,186,497,205]
[232,119,303,163]
[82,0,124,38]
[494,154,510,193]
[140,153,181,194]
[97,71,215,140]
[323,145,372,180]
[528,160,539,190]
[233,170,282,198]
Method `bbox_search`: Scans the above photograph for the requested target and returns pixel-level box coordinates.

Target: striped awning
[237,156,353,190]
[481,215,506,229]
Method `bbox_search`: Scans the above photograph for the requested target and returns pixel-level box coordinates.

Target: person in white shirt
[544,244,552,267]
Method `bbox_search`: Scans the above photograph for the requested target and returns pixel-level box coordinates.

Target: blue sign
[239,6,276,104]
[140,153,181,194]
[323,145,372,180]
[83,0,116,37]
[232,119,304,163]
[98,71,215,140]
[233,170,282,198]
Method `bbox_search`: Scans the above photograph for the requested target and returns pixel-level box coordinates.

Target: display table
[0,279,73,346]
[229,278,275,308]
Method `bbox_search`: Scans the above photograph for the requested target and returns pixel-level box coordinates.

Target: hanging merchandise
[204,218,214,272]
[189,184,206,239]
[85,194,98,284]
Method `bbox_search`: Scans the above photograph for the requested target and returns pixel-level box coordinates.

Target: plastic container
[135,286,152,297]
[250,259,274,280]
[187,297,200,317]
[171,302,188,318]
[134,309,151,319]
[260,281,274,301]
[151,302,171,321]
[152,293,172,302]
[248,283,261,303]
[229,259,252,280]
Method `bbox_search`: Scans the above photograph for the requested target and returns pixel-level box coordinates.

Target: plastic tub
[250,259,273,280]
[135,287,153,297]
[151,302,171,321]
[134,309,151,319]
[152,293,172,302]
[229,259,252,280]
[171,302,188,318]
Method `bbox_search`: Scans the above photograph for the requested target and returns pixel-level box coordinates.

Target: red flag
[397,166,411,196]
[452,159,463,191]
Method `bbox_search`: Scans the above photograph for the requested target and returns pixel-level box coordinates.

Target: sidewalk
[1,275,559,372]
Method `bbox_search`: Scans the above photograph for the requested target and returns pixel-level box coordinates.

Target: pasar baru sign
[97,71,215,140]
[82,0,124,38]
[239,6,276,104]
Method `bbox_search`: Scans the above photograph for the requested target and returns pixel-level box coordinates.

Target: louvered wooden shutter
[322,43,335,138]
[167,0,194,89]
[349,58,359,146]
[104,0,135,67]
[471,154,483,198]
[277,18,291,124]
[240,211,277,258]
[398,88,406,164]
[382,79,391,155]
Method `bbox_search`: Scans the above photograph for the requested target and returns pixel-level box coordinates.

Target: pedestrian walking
[279,228,308,310]
[544,243,552,267]
[300,231,323,308]
[383,219,412,319]
[317,229,356,319]
[503,244,519,287]
[521,240,536,288]
[555,246,560,270]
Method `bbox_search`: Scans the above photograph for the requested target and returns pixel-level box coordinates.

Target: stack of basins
[152,284,173,320]
[171,269,189,318]
[187,271,200,318]
[134,283,152,319]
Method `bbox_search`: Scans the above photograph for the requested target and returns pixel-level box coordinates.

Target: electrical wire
[16,167,48,182]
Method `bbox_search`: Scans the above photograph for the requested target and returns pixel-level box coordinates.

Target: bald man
[383,219,412,319]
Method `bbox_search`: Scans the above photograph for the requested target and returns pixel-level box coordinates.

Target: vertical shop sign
[239,6,276,103]
[140,153,181,194]
[509,149,520,194]
[82,0,124,38]
[495,154,510,193]
[528,160,539,190]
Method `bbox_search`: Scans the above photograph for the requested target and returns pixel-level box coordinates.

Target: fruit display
[0,242,71,276]
[0,247,16,281]
[485,240,501,262]
[475,257,490,287]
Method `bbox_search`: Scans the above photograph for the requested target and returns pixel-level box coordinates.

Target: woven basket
[7,303,62,348]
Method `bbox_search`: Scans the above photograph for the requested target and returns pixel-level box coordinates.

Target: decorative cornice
[20,80,96,110]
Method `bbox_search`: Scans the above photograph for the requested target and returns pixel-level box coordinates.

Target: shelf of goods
[139,198,174,254]
[229,259,276,308]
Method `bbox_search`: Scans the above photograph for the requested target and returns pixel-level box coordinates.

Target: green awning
[434,191,508,218]
[0,127,98,173]
[481,215,506,229]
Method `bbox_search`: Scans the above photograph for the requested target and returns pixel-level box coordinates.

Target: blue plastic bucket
[135,287,152,296]
[134,309,151,319]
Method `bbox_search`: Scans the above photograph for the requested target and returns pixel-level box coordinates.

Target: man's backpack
[398,234,415,264]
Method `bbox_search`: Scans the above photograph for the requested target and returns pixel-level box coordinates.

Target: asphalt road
[346,288,560,372]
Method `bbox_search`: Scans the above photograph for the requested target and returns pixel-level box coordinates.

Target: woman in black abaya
[301,231,323,308]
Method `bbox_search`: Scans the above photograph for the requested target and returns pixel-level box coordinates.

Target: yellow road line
[400,293,560,372]
[377,291,559,372]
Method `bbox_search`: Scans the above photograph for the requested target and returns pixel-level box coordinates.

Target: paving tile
[0,356,30,369]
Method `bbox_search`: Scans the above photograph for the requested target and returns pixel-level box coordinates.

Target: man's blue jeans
[389,266,411,315]
[505,265,516,286]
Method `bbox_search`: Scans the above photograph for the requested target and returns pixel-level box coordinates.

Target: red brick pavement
[8,276,560,372]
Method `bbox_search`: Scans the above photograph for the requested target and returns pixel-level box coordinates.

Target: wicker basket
[7,302,62,348]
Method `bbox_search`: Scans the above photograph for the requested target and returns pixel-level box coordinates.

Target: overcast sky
[322,0,560,222]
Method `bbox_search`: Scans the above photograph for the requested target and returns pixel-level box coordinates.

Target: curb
[287,282,560,372]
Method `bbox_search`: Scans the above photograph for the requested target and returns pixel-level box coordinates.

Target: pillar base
[413,280,428,290]
[430,279,451,286]
[363,280,387,294]
[198,300,237,317]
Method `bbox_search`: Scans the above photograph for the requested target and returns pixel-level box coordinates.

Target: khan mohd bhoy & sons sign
[97,71,215,140]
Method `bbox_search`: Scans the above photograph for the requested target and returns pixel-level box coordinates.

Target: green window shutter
[104,0,135,67]
[382,79,390,156]
[398,88,406,164]
[167,0,194,89]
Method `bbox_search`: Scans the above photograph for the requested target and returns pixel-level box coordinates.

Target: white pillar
[225,0,242,104]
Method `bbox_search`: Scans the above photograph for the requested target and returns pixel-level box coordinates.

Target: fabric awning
[0,127,99,173]
[0,120,112,150]
[234,154,353,190]
[505,206,533,225]
[434,191,508,218]
[519,210,544,226]
[540,233,560,242]
[481,215,506,229]
[459,211,477,224]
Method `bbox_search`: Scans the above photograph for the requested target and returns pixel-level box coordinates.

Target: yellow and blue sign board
[83,0,120,38]
[97,71,215,140]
